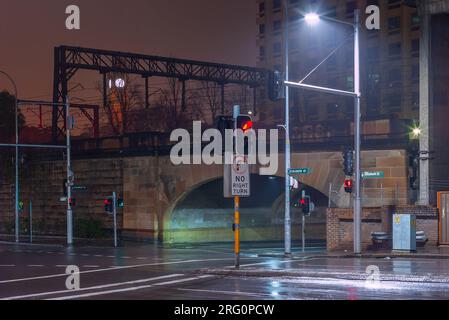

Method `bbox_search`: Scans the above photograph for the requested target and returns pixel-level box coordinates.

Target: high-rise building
[256,0,419,142]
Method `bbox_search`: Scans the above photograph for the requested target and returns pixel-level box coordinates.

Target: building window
[385,93,402,112]
[388,16,401,35]
[389,43,402,57]
[388,68,402,88]
[412,92,419,110]
[327,103,339,115]
[273,43,282,57]
[366,93,380,114]
[411,65,419,81]
[367,72,381,91]
[346,76,354,91]
[259,46,265,59]
[273,20,282,33]
[366,47,379,61]
[259,24,265,36]
[259,2,265,15]
[411,13,420,31]
[411,39,419,51]
[305,100,319,121]
[273,0,281,11]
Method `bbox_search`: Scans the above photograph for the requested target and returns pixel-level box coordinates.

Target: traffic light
[343,149,354,176]
[63,179,67,197]
[104,197,113,213]
[18,200,24,213]
[300,195,311,216]
[344,178,353,193]
[268,70,283,101]
[117,198,124,208]
[236,115,253,133]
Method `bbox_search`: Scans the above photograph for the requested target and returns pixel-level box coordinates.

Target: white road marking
[48,275,213,300]
[1,274,184,300]
[0,258,247,285]
[0,265,16,267]
[178,288,272,298]
[83,265,100,268]
[93,255,103,258]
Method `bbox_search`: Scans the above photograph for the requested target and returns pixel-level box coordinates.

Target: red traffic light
[104,199,111,205]
[236,115,254,133]
[344,179,353,193]
[241,120,253,132]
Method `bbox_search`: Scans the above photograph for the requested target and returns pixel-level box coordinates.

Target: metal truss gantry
[52,46,269,142]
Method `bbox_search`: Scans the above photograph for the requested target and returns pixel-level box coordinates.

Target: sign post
[112,192,118,248]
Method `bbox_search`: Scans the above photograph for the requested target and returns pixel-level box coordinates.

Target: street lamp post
[0,71,20,243]
[283,0,292,257]
[284,10,362,254]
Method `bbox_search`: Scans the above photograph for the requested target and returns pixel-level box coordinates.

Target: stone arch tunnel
[162,174,328,244]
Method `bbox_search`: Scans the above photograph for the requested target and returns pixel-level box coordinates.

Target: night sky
[0,0,257,99]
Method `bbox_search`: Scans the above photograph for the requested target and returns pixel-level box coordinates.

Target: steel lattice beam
[52,46,269,142]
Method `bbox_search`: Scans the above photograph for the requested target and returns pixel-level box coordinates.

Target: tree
[97,73,143,136]
[200,81,222,125]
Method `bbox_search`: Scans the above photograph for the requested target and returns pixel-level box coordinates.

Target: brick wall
[0,158,123,236]
[327,206,439,251]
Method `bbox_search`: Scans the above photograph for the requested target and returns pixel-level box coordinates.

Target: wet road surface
[1,242,449,300]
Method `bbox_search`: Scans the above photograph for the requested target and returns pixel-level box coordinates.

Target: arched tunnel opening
[164,175,328,245]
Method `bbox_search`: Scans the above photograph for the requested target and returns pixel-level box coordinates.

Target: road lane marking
[49,275,213,300]
[178,288,272,298]
[0,258,255,285]
[1,274,184,300]
[83,265,100,268]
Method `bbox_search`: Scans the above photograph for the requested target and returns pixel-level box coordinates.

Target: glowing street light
[304,13,320,25]
[412,127,422,138]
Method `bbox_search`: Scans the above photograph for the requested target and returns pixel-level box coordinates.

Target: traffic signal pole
[354,10,362,254]
[233,105,240,268]
[66,97,74,246]
[234,196,240,268]
[113,192,118,248]
[283,0,292,257]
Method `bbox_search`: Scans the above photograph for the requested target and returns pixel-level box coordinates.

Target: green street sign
[72,185,88,191]
[288,168,311,175]
[362,171,384,179]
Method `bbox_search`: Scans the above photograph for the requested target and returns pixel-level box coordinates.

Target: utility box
[392,214,416,252]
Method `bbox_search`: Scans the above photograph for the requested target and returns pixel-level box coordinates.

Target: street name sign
[362,171,385,179]
[288,168,311,175]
